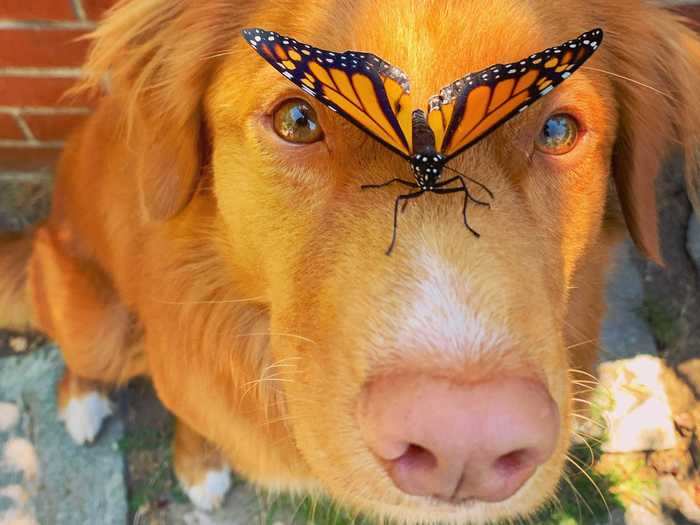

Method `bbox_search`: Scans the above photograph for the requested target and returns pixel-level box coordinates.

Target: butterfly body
[242,27,603,253]
[410,109,446,190]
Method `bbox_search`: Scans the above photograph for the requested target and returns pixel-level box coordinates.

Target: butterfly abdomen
[411,110,446,189]
[411,110,436,154]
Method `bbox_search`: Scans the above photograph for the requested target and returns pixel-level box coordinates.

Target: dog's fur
[1,0,699,523]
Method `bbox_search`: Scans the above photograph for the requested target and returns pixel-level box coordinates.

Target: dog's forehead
[264,0,593,101]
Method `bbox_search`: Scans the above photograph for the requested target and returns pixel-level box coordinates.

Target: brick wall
[0,0,113,174]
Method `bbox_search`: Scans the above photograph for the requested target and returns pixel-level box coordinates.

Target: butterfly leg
[442,166,495,201]
[386,190,425,255]
[432,185,481,238]
[361,178,418,191]
[435,176,490,207]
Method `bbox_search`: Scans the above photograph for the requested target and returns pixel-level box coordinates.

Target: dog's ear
[607,9,700,264]
[77,0,243,221]
[133,115,203,221]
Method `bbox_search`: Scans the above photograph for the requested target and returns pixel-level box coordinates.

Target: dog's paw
[180,467,232,511]
[58,392,112,445]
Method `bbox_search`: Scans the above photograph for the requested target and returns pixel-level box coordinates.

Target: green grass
[259,493,371,525]
[118,424,189,513]
[534,444,622,525]
[636,298,680,349]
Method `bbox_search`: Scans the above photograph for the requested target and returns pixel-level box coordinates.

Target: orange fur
[1,0,698,523]
[0,233,33,330]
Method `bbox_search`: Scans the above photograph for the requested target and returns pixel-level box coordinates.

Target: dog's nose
[357,374,560,503]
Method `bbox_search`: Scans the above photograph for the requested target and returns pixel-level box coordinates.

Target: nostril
[394,444,438,472]
[359,374,560,502]
[494,449,535,477]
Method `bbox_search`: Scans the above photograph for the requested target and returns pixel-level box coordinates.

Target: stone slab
[0,347,127,525]
[599,355,677,453]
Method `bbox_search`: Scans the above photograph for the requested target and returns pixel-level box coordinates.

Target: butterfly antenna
[443,165,495,200]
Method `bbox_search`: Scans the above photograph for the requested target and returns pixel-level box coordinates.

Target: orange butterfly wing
[242,28,413,158]
[433,29,603,159]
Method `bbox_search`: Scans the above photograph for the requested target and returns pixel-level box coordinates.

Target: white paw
[181,467,231,511]
[58,392,112,445]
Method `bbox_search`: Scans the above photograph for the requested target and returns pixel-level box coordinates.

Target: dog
[1,0,699,523]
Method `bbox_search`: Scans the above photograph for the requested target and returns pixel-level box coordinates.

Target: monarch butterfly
[242,27,603,254]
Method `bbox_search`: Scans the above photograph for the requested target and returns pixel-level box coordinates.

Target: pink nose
[358,374,560,503]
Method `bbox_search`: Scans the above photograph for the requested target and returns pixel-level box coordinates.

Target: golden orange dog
[1,0,699,523]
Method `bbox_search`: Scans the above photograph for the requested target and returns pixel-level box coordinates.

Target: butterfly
[241,27,604,254]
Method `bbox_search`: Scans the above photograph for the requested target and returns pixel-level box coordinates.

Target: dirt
[115,379,187,524]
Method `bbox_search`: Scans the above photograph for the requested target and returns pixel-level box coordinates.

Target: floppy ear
[78,0,246,221]
[133,115,204,221]
[607,9,700,264]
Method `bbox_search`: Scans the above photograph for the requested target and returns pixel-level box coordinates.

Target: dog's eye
[536,114,579,155]
[273,99,323,144]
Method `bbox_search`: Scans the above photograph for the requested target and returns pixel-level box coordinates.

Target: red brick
[0,114,24,140]
[22,113,87,141]
[0,146,61,171]
[81,0,115,20]
[0,76,94,107]
[0,0,75,21]
[0,30,90,68]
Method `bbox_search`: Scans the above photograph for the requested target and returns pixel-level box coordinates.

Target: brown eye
[273,99,323,144]
[536,114,579,155]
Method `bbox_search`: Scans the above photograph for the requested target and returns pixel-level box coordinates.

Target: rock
[8,337,27,354]
[675,413,696,437]
[599,355,678,453]
[0,347,127,525]
[0,174,52,232]
[0,404,19,433]
[601,241,658,361]
[625,503,674,525]
[649,449,687,478]
[687,212,700,270]
[660,476,700,523]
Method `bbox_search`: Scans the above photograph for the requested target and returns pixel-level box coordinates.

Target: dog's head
[85,0,700,522]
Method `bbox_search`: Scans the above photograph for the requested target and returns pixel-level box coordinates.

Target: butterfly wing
[430,28,603,159]
[242,28,413,159]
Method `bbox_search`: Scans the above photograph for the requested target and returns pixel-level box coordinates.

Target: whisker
[236,331,318,345]
[562,472,592,520]
[151,296,265,305]
[572,397,604,409]
[571,434,597,468]
[571,412,608,432]
[568,368,602,382]
[572,430,605,446]
[566,339,596,350]
[566,454,612,521]
[581,65,675,100]
[563,319,616,360]
[571,379,601,386]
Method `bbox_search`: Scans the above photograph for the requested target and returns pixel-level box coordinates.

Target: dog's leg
[57,368,113,445]
[173,418,232,510]
[28,226,147,442]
